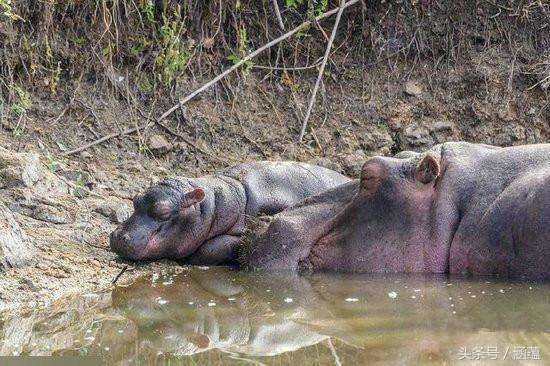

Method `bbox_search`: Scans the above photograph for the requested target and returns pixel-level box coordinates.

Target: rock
[431,120,454,132]
[79,151,93,160]
[0,146,42,188]
[340,150,367,178]
[0,146,68,196]
[30,204,72,224]
[59,170,93,186]
[362,128,394,155]
[404,81,423,97]
[113,204,132,224]
[429,120,456,144]
[0,202,36,269]
[94,199,132,224]
[402,123,434,150]
[148,134,172,154]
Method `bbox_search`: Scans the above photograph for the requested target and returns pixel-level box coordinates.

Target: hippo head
[110,179,207,261]
[300,152,443,272]
[320,154,440,272]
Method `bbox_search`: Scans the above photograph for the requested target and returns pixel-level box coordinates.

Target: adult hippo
[110,161,350,264]
[246,142,550,279]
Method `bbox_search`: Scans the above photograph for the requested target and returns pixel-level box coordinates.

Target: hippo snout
[110,227,141,260]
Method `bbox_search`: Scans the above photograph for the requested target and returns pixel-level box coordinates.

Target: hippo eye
[132,195,141,211]
[151,201,173,221]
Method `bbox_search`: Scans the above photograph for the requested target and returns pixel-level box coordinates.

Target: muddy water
[0,267,548,365]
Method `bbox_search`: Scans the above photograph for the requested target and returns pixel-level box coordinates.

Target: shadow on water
[1,267,549,364]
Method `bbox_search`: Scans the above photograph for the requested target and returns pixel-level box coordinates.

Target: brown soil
[0,2,549,312]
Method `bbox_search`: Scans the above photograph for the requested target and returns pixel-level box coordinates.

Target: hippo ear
[415,154,440,184]
[180,188,205,210]
[360,160,384,192]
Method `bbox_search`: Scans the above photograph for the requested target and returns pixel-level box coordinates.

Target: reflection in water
[0,267,549,364]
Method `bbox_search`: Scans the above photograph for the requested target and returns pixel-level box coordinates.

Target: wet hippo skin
[246,142,550,279]
[110,161,350,264]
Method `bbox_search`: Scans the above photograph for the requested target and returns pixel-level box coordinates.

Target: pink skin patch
[143,234,164,259]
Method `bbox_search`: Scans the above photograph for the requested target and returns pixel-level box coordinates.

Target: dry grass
[1,1,548,105]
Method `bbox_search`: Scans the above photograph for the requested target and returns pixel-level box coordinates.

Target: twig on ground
[156,0,359,124]
[62,96,224,164]
[61,123,152,156]
[75,98,101,123]
[315,19,330,42]
[272,0,285,31]
[298,0,347,142]
[112,265,128,284]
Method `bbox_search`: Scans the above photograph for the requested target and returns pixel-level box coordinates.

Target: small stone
[361,128,394,155]
[88,259,101,267]
[114,204,132,224]
[404,81,423,97]
[403,124,434,149]
[148,134,172,154]
[340,150,367,178]
[31,204,72,224]
[0,146,42,188]
[94,199,132,224]
[0,203,36,268]
[79,151,93,160]
[431,120,453,132]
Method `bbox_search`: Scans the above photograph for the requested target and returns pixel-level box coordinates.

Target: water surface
[1,267,548,364]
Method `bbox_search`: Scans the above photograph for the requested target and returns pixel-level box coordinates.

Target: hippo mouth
[110,229,161,261]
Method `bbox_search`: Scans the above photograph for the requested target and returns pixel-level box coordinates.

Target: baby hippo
[110,161,349,264]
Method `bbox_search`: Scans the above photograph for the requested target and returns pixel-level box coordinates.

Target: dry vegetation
[1,1,548,155]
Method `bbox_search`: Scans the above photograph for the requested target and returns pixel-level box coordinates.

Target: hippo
[246,142,550,279]
[110,161,350,263]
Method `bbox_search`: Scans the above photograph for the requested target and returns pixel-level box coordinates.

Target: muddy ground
[0,44,549,312]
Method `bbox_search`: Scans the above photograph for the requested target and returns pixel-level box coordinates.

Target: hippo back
[220,161,350,216]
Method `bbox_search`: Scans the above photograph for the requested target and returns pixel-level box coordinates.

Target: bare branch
[272,0,285,31]
[156,0,360,125]
[298,0,347,142]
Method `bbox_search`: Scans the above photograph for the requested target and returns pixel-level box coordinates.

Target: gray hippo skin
[247,142,550,279]
[110,161,350,264]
